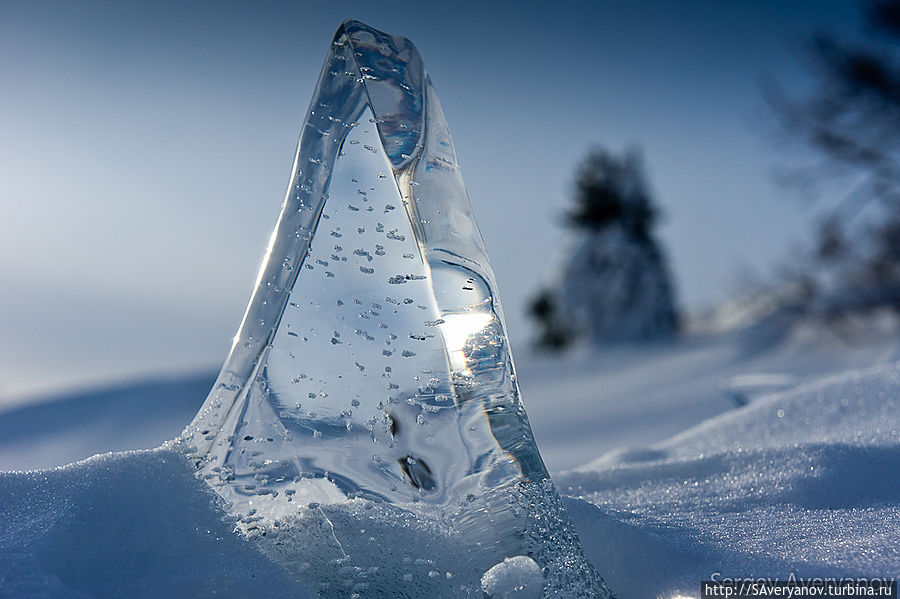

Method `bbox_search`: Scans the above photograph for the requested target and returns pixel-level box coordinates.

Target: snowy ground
[2,311,899,597]
[520,310,900,472]
[561,362,900,596]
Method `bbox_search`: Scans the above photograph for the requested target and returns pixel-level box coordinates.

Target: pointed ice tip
[334,19,366,44]
[330,19,426,169]
[337,18,383,36]
[336,19,407,44]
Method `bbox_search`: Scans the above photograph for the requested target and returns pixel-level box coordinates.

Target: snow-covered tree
[529,148,678,347]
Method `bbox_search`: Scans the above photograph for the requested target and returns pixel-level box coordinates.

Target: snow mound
[560,362,900,598]
[0,373,212,471]
[0,447,309,598]
[0,446,599,598]
[521,311,900,471]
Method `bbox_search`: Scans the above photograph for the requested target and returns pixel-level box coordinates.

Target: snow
[559,361,900,598]
[481,556,544,599]
[0,373,213,471]
[1,312,899,597]
[519,311,900,471]
[0,448,310,598]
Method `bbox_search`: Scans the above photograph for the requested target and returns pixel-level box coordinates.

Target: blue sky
[0,0,862,401]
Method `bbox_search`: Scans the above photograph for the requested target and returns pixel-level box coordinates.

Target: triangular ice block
[181,20,613,598]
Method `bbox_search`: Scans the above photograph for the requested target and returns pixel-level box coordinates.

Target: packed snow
[0,448,308,598]
[560,361,900,597]
[521,309,900,471]
[0,373,214,471]
[1,311,899,597]
[481,555,544,599]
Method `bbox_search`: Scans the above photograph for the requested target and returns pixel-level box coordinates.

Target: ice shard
[181,20,613,598]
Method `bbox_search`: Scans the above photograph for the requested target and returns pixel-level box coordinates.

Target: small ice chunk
[480,555,543,599]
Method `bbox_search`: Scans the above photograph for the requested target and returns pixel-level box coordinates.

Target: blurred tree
[527,289,573,350]
[771,0,900,314]
[528,148,678,349]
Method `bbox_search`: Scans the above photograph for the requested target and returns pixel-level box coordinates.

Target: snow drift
[0,448,308,598]
[2,359,898,598]
[562,362,900,597]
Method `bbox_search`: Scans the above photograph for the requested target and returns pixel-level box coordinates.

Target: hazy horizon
[0,0,862,403]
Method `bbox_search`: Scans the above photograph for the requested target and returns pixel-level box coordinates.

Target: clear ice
[181,20,613,598]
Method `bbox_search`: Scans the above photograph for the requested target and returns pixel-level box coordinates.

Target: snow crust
[0,447,309,598]
[0,374,213,471]
[561,362,900,598]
